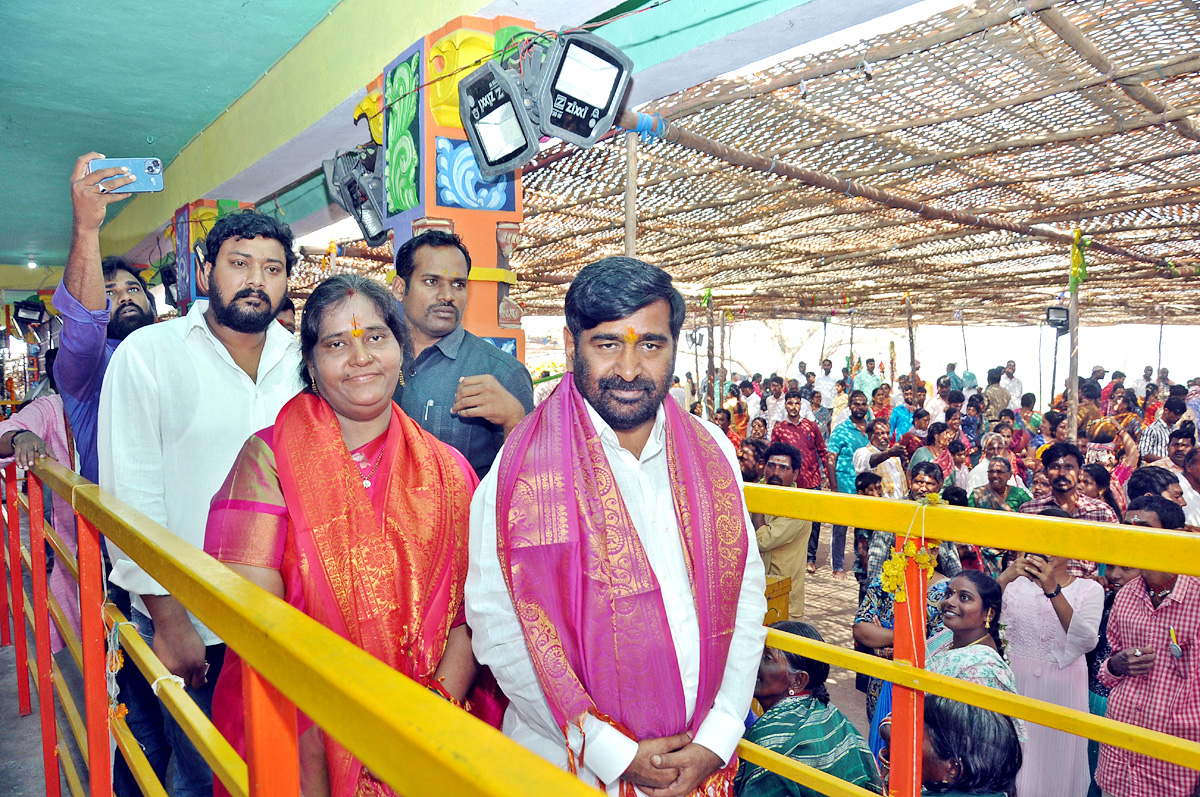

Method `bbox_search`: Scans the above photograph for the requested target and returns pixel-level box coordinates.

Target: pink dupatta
[495,374,747,776]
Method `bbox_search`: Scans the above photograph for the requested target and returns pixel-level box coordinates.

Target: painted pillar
[380,15,529,362]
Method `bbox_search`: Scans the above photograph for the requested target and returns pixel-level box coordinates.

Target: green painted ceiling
[0,0,343,268]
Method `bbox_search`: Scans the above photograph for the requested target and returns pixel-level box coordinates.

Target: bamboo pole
[1037,8,1200,141]
[614,110,1170,272]
[624,132,638,256]
[1067,285,1080,443]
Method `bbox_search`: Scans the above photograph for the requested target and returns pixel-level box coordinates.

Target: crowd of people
[2,153,1195,797]
[725,358,1200,796]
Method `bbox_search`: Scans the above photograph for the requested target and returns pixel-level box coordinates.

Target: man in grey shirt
[390,230,534,477]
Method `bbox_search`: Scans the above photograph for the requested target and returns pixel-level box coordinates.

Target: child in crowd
[945,440,971,488]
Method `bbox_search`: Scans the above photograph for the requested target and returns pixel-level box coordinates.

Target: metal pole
[959,315,969,372]
[848,312,855,389]
[1038,322,1044,412]
[706,300,716,420]
[907,299,919,387]
[1157,305,1165,383]
[624,132,637,257]
[1051,331,1060,412]
[1067,285,1080,443]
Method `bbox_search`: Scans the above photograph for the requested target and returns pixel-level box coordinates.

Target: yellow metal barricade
[5,460,1200,797]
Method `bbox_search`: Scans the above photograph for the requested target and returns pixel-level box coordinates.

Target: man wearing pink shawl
[466,257,767,797]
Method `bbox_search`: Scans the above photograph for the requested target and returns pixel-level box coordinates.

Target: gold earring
[311,376,319,395]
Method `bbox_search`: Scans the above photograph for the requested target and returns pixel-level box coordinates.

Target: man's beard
[851,409,868,421]
[209,283,278,334]
[574,350,673,431]
[107,304,154,340]
[741,466,760,483]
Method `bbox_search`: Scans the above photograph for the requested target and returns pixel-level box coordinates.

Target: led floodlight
[323,144,388,247]
[536,32,633,147]
[459,61,541,181]
[1046,305,1070,336]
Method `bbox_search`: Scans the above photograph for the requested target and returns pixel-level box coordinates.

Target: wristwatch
[1044,584,1062,599]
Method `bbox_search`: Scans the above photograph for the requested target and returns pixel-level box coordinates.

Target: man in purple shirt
[53,153,160,797]
[53,153,155,483]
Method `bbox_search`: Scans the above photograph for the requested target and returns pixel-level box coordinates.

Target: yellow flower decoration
[881,539,940,601]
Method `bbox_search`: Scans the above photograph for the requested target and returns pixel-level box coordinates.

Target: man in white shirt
[763,375,787,437]
[1000,359,1024,411]
[100,211,302,795]
[1131,365,1154,401]
[813,358,837,409]
[466,257,766,797]
[924,375,952,423]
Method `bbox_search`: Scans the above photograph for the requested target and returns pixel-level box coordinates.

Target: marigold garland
[881,495,942,602]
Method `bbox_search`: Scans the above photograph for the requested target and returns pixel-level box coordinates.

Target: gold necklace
[953,633,992,649]
[362,448,385,488]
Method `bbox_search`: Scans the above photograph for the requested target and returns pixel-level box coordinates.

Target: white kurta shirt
[99,300,302,644]
[1000,373,1024,410]
[466,402,767,795]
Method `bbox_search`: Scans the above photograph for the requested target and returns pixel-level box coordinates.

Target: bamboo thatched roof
[509,0,1200,326]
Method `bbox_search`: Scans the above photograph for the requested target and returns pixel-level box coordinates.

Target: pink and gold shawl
[209,393,473,797]
[495,374,747,791]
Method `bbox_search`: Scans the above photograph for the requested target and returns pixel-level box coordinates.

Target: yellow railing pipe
[746,484,1200,578]
[767,630,1200,772]
[31,458,599,797]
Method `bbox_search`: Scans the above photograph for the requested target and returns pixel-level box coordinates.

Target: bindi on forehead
[624,326,639,344]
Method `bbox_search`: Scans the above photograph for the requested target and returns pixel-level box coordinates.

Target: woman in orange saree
[204,275,484,797]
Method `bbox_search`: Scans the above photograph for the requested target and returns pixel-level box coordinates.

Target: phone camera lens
[146,159,162,175]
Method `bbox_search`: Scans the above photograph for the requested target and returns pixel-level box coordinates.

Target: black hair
[101,256,156,313]
[784,389,803,402]
[942,485,968,506]
[866,418,890,436]
[564,257,686,342]
[1040,441,1083,467]
[997,408,1015,421]
[1126,466,1181,502]
[936,375,952,388]
[1021,392,1036,409]
[922,695,1022,794]
[855,471,882,493]
[1164,396,1187,415]
[987,366,1003,385]
[1043,410,1063,433]
[947,439,966,456]
[1186,446,1200,469]
[913,408,930,422]
[739,380,753,391]
[1126,494,1186,530]
[1040,506,1072,519]
[1112,370,1126,379]
[764,441,803,471]
[909,460,945,485]
[714,408,731,423]
[298,274,407,392]
[950,570,1004,654]
[848,389,867,403]
[944,407,961,424]
[689,401,703,415]
[278,295,295,313]
[1082,463,1122,518]
[872,385,887,399]
[392,229,471,287]
[927,421,949,440]
[203,209,298,277]
[1169,420,1196,444]
[947,389,964,404]
[740,437,769,464]
[1169,384,1188,398]
[44,348,58,393]
[768,621,830,705]
[1081,381,1102,401]
[865,358,875,364]
[992,423,1013,435]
